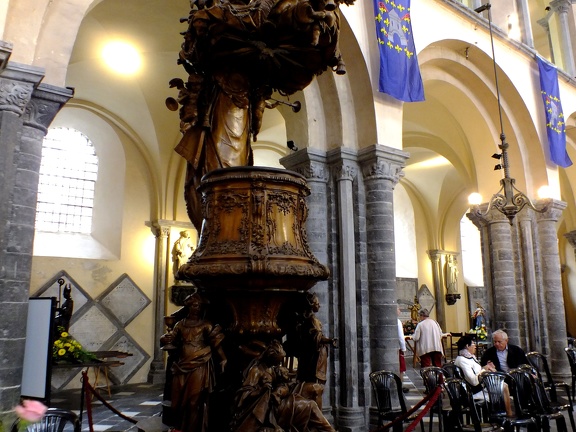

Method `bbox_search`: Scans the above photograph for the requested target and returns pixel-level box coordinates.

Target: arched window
[36,128,98,234]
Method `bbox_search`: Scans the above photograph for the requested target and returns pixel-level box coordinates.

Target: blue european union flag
[536,56,572,168]
[373,0,424,102]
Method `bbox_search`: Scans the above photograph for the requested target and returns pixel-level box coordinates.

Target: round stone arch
[416,39,550,201]
[283,12,377,153]
[4,0,106,85]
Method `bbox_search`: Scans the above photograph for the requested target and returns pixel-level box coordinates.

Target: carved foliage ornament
[24,99,60,131]
[0,80,33,115]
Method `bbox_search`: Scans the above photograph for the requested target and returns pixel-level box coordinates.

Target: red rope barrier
[81,370,138,425]
[82,372,95,432]
[370,386,443,432]
[405,386,442,432]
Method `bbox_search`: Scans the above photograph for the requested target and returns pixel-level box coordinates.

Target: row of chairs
[370,350,576,432]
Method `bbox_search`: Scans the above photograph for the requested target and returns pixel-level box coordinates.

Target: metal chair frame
[12,408,80,432]
[565,347,576,400]
[369,370,424,432]
[420,366,448,432]
[444,377,503,432]
[526,351,573,407]
[478,371,538,432]
[443,362,465,380]
[509,366,569,432]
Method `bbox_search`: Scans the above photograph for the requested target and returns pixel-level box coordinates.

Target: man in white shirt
[412,308,444,367]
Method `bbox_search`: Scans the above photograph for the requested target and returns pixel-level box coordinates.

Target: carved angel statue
[167,0,356,231]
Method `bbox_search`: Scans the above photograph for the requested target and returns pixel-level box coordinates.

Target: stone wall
[0,42,72,412]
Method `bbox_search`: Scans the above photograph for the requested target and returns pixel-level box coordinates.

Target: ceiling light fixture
[470,3,547,224]
[102,41,141,75]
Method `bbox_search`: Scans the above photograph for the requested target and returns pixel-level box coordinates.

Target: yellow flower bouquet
[468,325,488,341]
[52,327,97,364]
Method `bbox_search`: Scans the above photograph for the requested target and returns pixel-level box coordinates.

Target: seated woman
[454,335,512,415]
[454,335,495,398]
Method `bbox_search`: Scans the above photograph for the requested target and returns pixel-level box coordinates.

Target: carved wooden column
[148,222,170,384]
[0,42,73,411]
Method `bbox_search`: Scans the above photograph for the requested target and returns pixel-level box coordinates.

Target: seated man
[480,329,528,372]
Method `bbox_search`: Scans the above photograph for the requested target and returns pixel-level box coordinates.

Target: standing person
[412,309,444,367]
[480,329,528,372]
[397,306,409,392]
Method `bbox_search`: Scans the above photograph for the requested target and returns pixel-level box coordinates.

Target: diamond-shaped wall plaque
[98,274,151,327]
[102,333,150,384]
[70,306,118,351]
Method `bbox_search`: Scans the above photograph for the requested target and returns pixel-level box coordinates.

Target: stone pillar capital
[537,17,550,30]
[550,0,571,14]
[564,231,576,249]
[0,63,44,116]
[280,148,329,182]
[535,198,566,222]
[427,250,443,262]
[150,221,171,238]
[357,144,409,185]
[24,83,74,133]
[466,204,511,228]
[327,148,358,182]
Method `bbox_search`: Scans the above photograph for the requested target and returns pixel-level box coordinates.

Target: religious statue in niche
[166,0,356,231]
[172,230,195,283]
[471,302,486,328]
[409,296,421,322]
[54,279,73,332]
[231,340,335,432]
[160,293,227,432]
[444,254,461,305]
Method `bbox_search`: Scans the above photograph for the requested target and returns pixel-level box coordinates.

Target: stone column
[467,206,520,342]
[515,0,534,47]
[148,222,170,384]
[536,199,569,378]
[469,199,570,379]
[550,0,576,76]
[327,148,364,432]
[358,145,408,375]
[280,148,334,418]
[0,42,73,411]
[537,18,556,64]
[427,250,446,330]
[515,210,540,351]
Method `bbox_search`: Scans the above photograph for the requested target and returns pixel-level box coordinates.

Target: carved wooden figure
[160,293,226,432]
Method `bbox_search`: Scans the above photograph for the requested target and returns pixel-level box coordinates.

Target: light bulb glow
[468,192,483,206]
[537,185,552,199]
[102,41,141,75]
